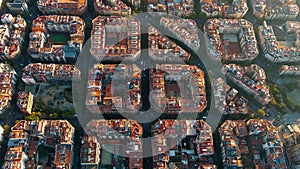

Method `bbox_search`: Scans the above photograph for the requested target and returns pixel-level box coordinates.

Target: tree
[199,12,209,21]
[296,104,300,112]
[187,11,196,19]
[270,98,277,106]
[25,112,42,121]
[17,82,25,91]
[49,112,59,119]
[3,125,10,137]
[257,109,266,117]
[61,111,75,118]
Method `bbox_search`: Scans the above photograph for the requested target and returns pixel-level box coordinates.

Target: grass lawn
[50,33,70,44]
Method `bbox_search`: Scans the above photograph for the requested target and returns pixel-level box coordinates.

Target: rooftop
[91,16,140,61]
[0,63,16,113]
[148,26,191,62]
[152,120,215,169]
[258,21,300,63]
[160,17,200,49]
[251,0,299,19]
[17,91,34,114]
[204,18,259,61]
[220,119,287,168]
[4,120,75,168]
[213,78,250,115]
[80,135,100,165]
[94,0,134,15]
[147,0,193,16]
[149,64,207,114]
[22,63,80,84]
[223,64,271,105]
[86,64,142,114]
[200,0,248,18]
[37,0,87,15]
[280,65,300,75]
[86,119,143,169]
[28,15,85,62]
[0,14,26,60]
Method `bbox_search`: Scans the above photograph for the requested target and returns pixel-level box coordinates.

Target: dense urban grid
[0,0,299,169]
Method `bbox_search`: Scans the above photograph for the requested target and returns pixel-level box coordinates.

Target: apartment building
[213,78,227,114]
[91,16,140,61]
[223,64,271,105]
[86,64,142,114]
[0,14,26,61]
[28,15,85,63]
[213,78,250,115]
[149,64,206,114]
[147,0,193,17]
[247,119,288,169]
[280,65,300,76]
[80,135,101,169]
[86,119,143,169]
[3,120,75,169]
[259,21,300,63]
[160,17,200,50]
[282,122,300,168]
[204,19,259,61]
[200,0,248,18]
[147,0,167,13]
[17,92,34,115]
[38,0,87,15]
[22,63,80,84]
[148,26,191,62]
[251,0,299,20]
[152,120,216,169]
[0,63,16,115]
[219,119,288,169]
[7,0,28,15]
[54,144,74,169]
[3,146,27,169]
[94,0,140,15]
[219,120,247,168]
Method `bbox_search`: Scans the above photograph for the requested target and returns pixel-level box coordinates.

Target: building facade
[28,15,85,63]
[7,0,29,15]
[22,63,80,84]
[38,0,87,15]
